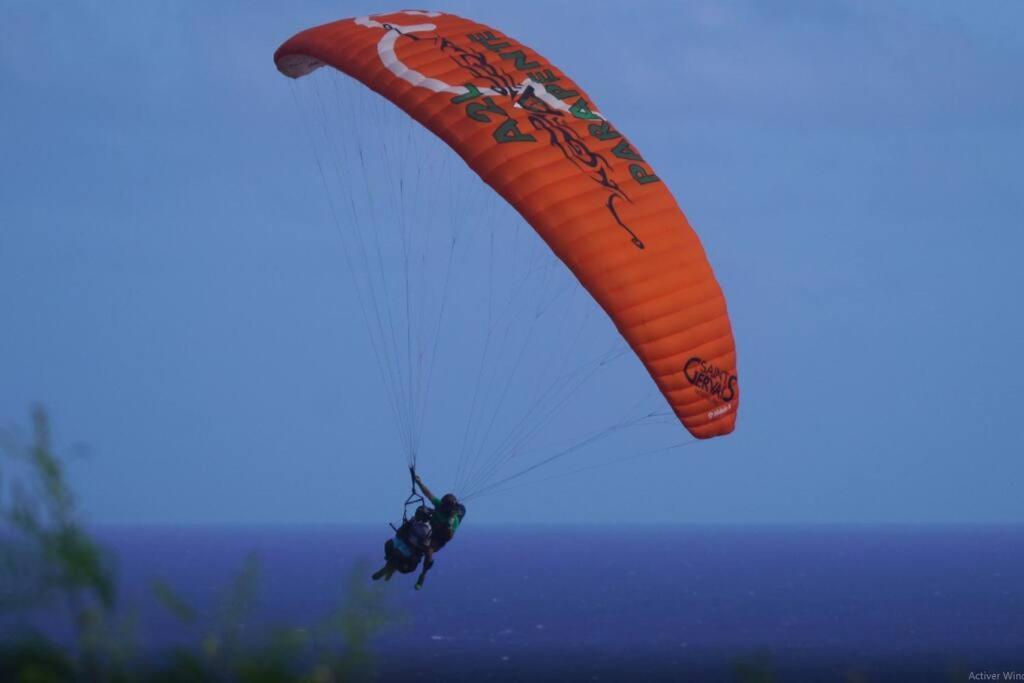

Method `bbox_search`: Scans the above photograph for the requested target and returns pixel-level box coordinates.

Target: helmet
[439,493,459,514]
[414,505,432,522]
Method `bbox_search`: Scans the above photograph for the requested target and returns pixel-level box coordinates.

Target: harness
[391,466,425,532]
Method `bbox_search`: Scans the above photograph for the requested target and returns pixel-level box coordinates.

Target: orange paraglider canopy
[275,10,738,439]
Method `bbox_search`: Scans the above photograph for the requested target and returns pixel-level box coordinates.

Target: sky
[1,0,1022,525]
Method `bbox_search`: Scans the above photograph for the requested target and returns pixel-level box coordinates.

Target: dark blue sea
[6,526,1023,681]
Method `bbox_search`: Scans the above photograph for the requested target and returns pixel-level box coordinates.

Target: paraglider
[274,11,739,581]
[275,10,739,439]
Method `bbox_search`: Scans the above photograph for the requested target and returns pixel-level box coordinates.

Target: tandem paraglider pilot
[372,505,435,589]
[413,473,466,551]
[372,471,466,590]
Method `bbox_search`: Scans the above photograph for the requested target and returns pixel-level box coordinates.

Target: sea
[4,525,1023,682]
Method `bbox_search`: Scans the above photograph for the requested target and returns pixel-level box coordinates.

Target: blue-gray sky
[2,1,1022,525]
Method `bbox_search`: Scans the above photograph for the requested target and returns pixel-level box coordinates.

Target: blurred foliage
[0,406,397,682]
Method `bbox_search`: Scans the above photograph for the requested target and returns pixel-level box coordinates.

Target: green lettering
[450,83,482,104]
[545,84,579,101]
[493,118,537,143]
[588,120,621,140]
[569,97,600,120]
[612,139,642,161]
[500,50,540,71]
[630,163,660,184]
[468,31,510,52]
[527,69,559,83]
[515,89,549,114]
[466,96,506,123]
